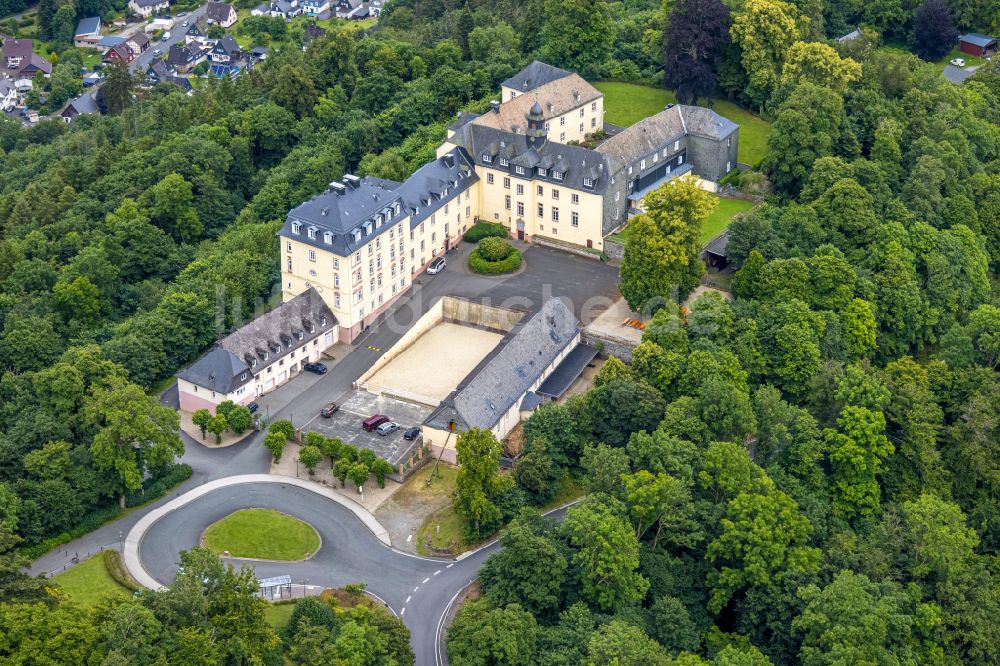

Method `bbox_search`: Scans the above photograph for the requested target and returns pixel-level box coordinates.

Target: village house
[127,31,151,54]
[2,38,32,72]
[175,287,337,411]
[253,0,301,19]
[61,92,99,123]
[300,0,332,19]
[334,0,369,19]
[166,43,205,73]
[128,0,170,17]
[0,77,19,111]
[74,17,103,48]
[206,1,238,27]
[103,43,135,65]
[303,22,327,44]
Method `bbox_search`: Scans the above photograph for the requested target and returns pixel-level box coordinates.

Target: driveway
[128,5,210,74]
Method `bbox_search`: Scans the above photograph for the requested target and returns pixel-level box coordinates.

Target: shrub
[192,408,212,438]
[103,550,142,591]
[463,222,508,243]
[298,445,324,475]
[477,237,514,262]
[358,448,378,467]
[270,419,296,441]
[225,405,253,434]
[372,459,394,488]
[348,462,371,490]
[469,247,522,275]
[264,431,286,463]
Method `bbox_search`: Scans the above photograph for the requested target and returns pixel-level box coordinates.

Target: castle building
[277,61,739,344]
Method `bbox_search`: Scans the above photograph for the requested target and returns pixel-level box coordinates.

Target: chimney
[490,100,500,114]
[330,182,346,196]
[442,154,454,168]
[343,174,361,189]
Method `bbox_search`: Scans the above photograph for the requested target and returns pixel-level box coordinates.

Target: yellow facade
[474,166,606,250]
[543,96,604,145]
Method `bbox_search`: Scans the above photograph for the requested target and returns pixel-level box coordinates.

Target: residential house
[185,19,211,45]
[61,92,99,123]
[74,17,103,48]
[147,60,194,92]
[82,71,104,87]
[422,298,594,460]
[265,0,302,19]
[206,1,238,27]
[0,77,19,111]
[958,33,997,57]
[209,35,241,63]
[334,0,369,19]
[166,43,205,73]
[18,54,51,79]
[250,46,268,62]
[368,0,382,16]
[300,0,331,19]
[96,35,128,49]
[103,43,135,65]
[127,31,151,54]
[129,0,170,17]
[2,38,32,72]
[175,287,337,412]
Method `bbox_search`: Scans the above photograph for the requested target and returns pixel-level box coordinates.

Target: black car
[320,402,339,418]
[303,362,328,374]
[403,427,420,440]
[247,402,259,414]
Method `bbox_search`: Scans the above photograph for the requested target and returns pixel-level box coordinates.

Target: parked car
[177,11,187,15]
[247,401,259,414]
[403,427,420,440]
[152,48,161,56]
[182,20,189,26]
[426,257,446,274]
[320,402,340,418]
[303,362,328,374]
[951,57,966,67]
[362,414,389,431]
[161,31,171,41]
[376,421,399,436]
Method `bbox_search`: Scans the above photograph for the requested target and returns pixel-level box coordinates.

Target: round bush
[463,222,508,243]
[478,237,515,262]
[469,247,522,275]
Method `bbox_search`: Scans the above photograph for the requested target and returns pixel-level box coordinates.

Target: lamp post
[118,530,123,552]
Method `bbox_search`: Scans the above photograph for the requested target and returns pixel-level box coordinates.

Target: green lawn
[608,194,756,245]
[935,46,985,70]
[202,509,321,560]
[53,554,130,606]
[594,81,773,166]
[264,602,296,629]
[701,197,756,244]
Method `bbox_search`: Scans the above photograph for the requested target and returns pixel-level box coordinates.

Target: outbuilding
[958,33,997,58]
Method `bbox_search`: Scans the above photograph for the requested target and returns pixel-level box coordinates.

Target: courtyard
[364,322,503,405]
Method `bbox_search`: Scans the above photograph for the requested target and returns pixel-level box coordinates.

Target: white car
[950,58,966,67]
[426,257,446,274]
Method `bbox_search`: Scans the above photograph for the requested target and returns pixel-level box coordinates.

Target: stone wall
[603,238,625,261]
[442,296,524,333]
[581,330,638,363]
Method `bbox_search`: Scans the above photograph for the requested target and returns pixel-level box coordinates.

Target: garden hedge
[469,246,523,275]
[463,222,508,243]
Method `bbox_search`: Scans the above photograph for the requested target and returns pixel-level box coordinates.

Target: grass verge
[264,602,296,629]
[701,197,756,244]
[593,81,772,166]
[52,553,130,605]
[202,508,320,560]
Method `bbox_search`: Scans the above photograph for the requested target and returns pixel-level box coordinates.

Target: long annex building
[278,61,739,343]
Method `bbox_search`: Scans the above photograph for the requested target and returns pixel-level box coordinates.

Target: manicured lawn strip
[53,554,129,605]
[202,508,320,560]
[264,602,296,629]
[593,81,772,165]
[935,46,985,70]
[416,503,467,556]
[701,197,755,244]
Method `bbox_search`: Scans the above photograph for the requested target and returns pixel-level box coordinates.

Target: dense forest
[0,0,998,662]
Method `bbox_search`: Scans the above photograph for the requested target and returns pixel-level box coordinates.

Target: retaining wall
[581,330,638,363]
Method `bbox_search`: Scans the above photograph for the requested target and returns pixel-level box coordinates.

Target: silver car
[376,421,399,436]
[426,257,446,274]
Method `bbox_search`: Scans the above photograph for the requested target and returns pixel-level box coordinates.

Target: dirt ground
[179,410,252,448]
[365,322,502,403]
[584,296,644,344]
[373,461,458,554]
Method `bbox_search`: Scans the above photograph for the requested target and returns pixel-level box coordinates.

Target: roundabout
[201,508,321,561]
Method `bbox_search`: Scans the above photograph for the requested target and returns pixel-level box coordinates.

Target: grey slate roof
[704,229,730,258]
[206,1,235,21]
[426,298,580,432]
[959,33,997,48]
[501,60,572,94]
[177,287,336,392]
[943,65,977,84]
[76,17,101,36]
[280,176,407,256]
[395,148,479,226]
[133,0,166,7]
[683,105,738,139]
[596,105,735,167]
[213,35,241,56]
[448,111,480,132]
[451,121,614,193]
[837,28,860,42]
[65,92,99,116]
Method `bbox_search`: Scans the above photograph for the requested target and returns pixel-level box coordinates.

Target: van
[161,31,171,41]
[362,414,389,432]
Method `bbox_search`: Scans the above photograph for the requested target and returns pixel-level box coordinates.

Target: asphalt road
[128,5,210,74]
[33,242,619,664]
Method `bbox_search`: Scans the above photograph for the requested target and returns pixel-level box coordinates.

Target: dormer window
[263,351,269,361]
[499,157,509,167]
[583,178,593,187]
[393,202,400,215]
[296,331,304,340]
[291,221,301,234]
[307,226,317,239]
[553,171,563,180]
[323,231,332,244]
[251,358,257,367]
[483,154,492,163]
[515,166,524,175]
[240,372,248,380]
[320,316,327,326]
[538,168,547,176]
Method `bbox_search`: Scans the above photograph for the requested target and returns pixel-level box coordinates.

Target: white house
[0,77,19,111]
[129,0,170,18]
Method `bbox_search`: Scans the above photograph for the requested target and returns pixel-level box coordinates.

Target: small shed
[958,33,997,57]
[703,230,730,270]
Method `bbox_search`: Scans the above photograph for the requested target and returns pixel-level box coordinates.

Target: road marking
[406,534,412,543]
[413,586,419,592]
[422,577,430,584]
[446,563,454,568]
[406,595,411,603]
[433,570,441,576]
[400,607,405,615]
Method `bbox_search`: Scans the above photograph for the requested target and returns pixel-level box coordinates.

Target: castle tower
[526,100,546,149]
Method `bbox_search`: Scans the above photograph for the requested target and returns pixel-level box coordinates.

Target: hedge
[463,222,508,243]
[468,247,522,274]
[104,550,143,591]
[19,463,193,560]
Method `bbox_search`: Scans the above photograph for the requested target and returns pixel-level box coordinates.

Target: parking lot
[301,390,431,465]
